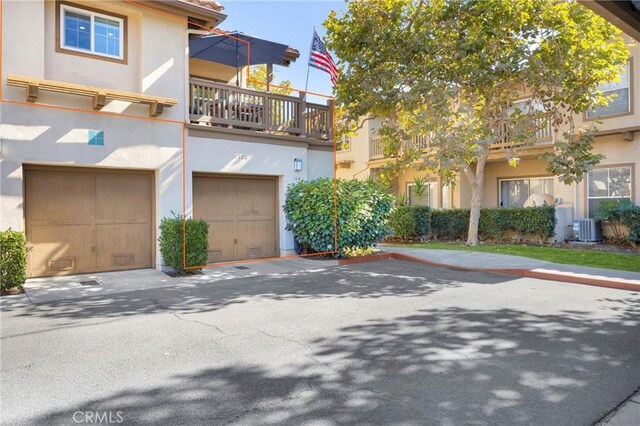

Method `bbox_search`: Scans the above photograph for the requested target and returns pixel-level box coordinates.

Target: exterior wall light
[294,158,303,172]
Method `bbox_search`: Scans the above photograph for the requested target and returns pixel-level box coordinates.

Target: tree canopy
[325,0,630,244]
[247,64,293,95]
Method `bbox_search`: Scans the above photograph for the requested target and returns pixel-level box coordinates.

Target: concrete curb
[339,252,640,292]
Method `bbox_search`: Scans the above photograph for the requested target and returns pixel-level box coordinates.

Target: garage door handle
[91,246,96,253]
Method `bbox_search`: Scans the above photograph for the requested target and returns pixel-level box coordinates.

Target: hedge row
[0,229,27,291]
[389,206,432,240]
[390,206,557,241]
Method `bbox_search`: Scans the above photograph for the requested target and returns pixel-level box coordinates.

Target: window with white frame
[499,177,554,208]
[587,166,632,217]
[337,135,351,151]
[407,181,437,208]
[586,62,631,118]
[510,98,544,115]
[60,3,124,60]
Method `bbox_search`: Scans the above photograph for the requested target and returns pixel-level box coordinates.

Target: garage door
[25,167,153,277]
[193,175,277,263]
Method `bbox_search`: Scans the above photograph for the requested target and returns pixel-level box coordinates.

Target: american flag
[309,30,339,85]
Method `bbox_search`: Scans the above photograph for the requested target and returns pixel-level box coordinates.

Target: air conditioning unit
[573,218,602,242]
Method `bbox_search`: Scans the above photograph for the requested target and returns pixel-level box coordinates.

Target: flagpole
[304,27,315,100]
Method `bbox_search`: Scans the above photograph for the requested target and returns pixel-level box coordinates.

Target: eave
[578,0,640,41]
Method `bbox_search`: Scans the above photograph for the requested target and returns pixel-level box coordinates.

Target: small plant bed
[387,241,640,273]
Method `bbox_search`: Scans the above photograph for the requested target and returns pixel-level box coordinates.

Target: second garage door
[25,166,153,278]
[193,175,277,263]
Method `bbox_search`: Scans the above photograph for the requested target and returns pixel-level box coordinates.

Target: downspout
[184,29,209,123]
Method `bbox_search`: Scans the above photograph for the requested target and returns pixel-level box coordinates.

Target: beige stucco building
[0,0,334,277]
[337,32,639,242]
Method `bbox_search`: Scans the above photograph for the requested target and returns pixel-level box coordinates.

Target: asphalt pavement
[1,259,638,425]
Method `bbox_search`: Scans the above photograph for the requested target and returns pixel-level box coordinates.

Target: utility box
[573,218,602,242]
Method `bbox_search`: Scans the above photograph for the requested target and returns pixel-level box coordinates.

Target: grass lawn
[391,242,640,273]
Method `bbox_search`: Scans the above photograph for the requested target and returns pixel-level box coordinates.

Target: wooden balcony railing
[369,116,554,160]
[369,135,430,160]
[189,78,332,141]
[490,115,554,151]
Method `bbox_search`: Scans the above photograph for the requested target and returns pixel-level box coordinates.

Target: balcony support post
[264,95,271,133]
[327,99,335,142]
[299,92,307,138]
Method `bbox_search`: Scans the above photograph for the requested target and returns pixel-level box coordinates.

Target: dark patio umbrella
[189,31,294,68]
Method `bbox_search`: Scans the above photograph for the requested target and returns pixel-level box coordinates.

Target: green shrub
[478,208,508,241]
[159,215,209,274]
[284,178,394,257]
[388,205,432,240]
[431,209,469,240]
[617,201,640,244]
[431,206,556,241]
[389,205,418,240]
[0,229,27,291]
[595,199,640,243]
[504,206,556,240]
[412,206,432,236]
[594,199,628,241]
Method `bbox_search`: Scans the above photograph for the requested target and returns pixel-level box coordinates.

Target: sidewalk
[380,246,640,292]
[7,257,339,305]
[596,389,640,426]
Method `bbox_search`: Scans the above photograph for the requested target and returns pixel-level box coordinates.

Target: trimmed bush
[431,206,556,241]
[389,205,418,240]
[0,229,27,291]
[284,178,394,257]
[618,201,640,244]
[505,206,556,240]
[431,209,469,240]
[389,205,432,239]
[478,208,508,241]
[412,206,432,237]
[159,215,209,274]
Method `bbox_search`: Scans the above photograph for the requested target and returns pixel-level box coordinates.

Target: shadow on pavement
[11,260,517,321]
[29,296,640,425]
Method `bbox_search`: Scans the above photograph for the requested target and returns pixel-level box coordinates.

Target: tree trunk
[467,183,483,246]
[463,155,487,246]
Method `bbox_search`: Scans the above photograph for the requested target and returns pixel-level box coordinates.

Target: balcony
[189,78,333,142]
[489,115,554,151]
[369,135,430,160]
[369,116,554,160]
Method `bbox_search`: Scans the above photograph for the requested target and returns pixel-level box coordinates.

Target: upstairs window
[59,2,126,62]
[586,62,631,119]
[510,98,544,116]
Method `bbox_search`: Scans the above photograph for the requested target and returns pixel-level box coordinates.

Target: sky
[219,0,345,103]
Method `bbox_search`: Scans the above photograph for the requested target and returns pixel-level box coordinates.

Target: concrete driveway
[1,260,639,425]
